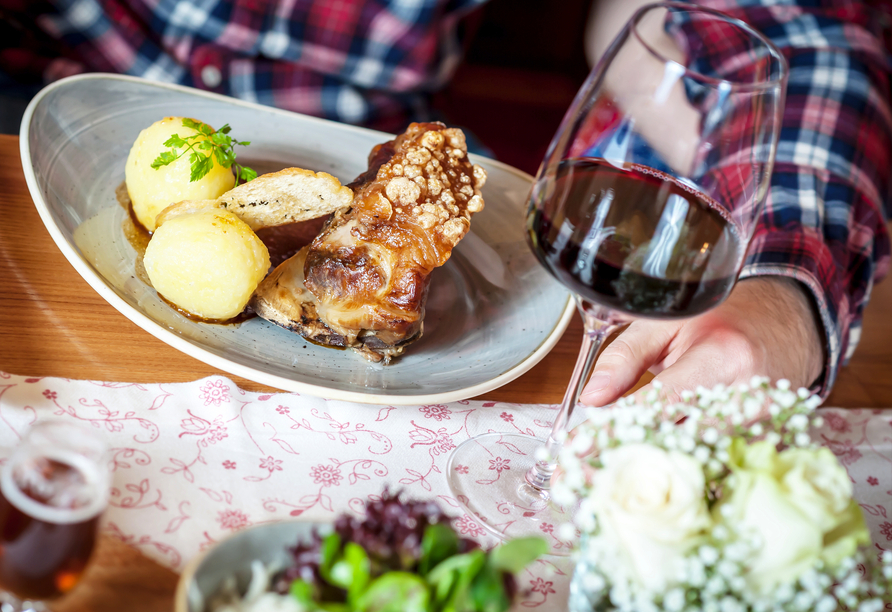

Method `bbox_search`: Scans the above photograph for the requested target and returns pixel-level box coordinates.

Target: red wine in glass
[527,158,743,319]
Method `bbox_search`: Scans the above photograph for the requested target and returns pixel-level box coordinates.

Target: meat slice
[251,122,487,363]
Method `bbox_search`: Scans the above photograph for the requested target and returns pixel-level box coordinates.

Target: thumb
[579,320,680,407]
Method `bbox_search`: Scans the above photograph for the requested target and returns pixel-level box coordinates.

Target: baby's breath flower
[719,596,744,612]
[788,413,809,431]
[814,595,837,612]
[663,588,685,612]
[694,445,710,464]
[775,583,795,603]
[705,575,726,595]
[562,380,883,612]
[558,522,576,542]
[570,432,592,454]
[698,545,719,566]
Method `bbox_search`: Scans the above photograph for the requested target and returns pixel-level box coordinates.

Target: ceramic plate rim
[20,73,575,405]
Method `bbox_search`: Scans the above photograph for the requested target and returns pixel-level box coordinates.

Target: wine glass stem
[524,312,618,490]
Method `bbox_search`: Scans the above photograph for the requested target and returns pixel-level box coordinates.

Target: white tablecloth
[0,371,889,610]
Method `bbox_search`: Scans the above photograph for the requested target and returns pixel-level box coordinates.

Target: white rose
[588,443,711,592]
[779,447,853,531]
[718,440,823,594]
[778,447,869,565]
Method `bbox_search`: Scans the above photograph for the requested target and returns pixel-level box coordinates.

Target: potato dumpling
[126,117,235,232]
[144,209,270,321]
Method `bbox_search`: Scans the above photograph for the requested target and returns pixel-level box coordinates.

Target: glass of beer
[0,420,110,611]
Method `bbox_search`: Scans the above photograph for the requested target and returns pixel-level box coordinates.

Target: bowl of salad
[174,491,548,612]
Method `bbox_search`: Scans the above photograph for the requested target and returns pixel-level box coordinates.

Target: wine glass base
[446,432,578,557]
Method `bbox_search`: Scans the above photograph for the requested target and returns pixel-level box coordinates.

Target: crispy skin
[251,122,487,362]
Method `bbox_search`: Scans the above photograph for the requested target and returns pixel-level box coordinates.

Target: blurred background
[432,0,591,175]
[1,0,592,176]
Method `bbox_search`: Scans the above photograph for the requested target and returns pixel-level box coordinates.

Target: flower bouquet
[553,378,890,612]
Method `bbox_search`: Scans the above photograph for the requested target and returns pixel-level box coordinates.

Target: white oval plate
[20,74,573,405]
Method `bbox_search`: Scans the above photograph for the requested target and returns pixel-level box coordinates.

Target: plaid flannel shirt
[1,0,487,132]
[698,0,892,396]
[2,0,890,396]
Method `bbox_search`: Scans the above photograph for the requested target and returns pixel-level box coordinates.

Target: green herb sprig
[150,118,257,184]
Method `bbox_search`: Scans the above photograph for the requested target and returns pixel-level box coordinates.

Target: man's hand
[579,277,826,406]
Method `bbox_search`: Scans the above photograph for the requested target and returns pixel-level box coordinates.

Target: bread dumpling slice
[155,167,353,231]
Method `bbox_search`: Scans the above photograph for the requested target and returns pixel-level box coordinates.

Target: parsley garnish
[150,118,257,184]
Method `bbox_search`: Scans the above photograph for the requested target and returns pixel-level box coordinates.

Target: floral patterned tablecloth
[0,371,889,610]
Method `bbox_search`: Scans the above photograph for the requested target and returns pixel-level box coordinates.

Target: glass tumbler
[0,420,110,611]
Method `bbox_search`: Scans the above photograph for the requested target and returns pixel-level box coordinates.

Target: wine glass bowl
[447,1,787,554]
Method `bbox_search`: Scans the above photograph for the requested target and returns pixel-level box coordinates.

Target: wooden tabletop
[2,131,891,610]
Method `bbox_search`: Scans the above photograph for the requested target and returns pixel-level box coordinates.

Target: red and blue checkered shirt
[1,0,487,132]
[2,0,890,396]
[697,0,892,396]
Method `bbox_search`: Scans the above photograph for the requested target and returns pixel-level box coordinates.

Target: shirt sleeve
[697,0,892,397]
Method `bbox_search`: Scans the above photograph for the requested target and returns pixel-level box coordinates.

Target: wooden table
[1,132,891,610]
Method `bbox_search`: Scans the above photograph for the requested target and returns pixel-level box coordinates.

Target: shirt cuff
[738,231,842,399]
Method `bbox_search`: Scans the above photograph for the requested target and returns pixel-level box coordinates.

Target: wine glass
[0,420,111,611]
[446,1,787,554]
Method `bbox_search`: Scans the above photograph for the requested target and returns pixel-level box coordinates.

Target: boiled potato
[144,209,270,320]
[126,117,235,232]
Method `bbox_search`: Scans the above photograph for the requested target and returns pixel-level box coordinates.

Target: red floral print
[199,379,230,406]
[822,412,851,433]
[489,457,510,473]
[454,514,486,537]
[824,438,863,466]
[530,578,556,595]
[259,456,283,472]
[419,405,452,421]
[311,464,342,487]
[205,420,228,444]
[222,460,236,470]
[435,432,455,454]
[217,509,250,531]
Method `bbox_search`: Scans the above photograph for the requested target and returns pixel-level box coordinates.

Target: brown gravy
[116,180,328,325]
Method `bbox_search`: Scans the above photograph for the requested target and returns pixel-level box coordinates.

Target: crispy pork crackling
[251,122,487,363]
